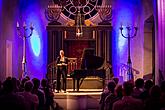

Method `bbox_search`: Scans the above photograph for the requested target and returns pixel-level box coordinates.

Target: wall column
[155,0,165,84]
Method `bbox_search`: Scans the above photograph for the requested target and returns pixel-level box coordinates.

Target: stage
[53,89,102,110]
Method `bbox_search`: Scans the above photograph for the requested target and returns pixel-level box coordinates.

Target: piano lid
[81,48,104,70]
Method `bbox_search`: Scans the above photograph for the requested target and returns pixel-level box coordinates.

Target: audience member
[160,81,165,109]
[0,78,26,110]
[104,81,118,110]
[132,78,144,98]
[144,85,162,110]
[112,81,143,110]
[2,75,165,110]
[19,77,29,92]
[140,80,154,101]
[18,80,39,110]
[32,78,45,110]
[99,80,116,110]
[41,78,56,110]
[11,77,19,92]
[25,76,31,80]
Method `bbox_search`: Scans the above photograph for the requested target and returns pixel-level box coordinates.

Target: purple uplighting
[17,1,47,79]
[1,0,165,110]
[156,0,165,84]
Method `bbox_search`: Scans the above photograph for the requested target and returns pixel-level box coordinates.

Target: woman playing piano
[56,50,68,93]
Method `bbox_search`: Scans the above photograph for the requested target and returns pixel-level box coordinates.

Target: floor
[53,89,102,110]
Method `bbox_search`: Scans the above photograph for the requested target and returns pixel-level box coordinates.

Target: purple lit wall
[0,3,1,44]
[18,0,48,79]
[0,0,2,81]
[0,0,20,80]
[0,0,156,81]
[156,0,165,84]
[0,0,48,80]
[111,0,143,80]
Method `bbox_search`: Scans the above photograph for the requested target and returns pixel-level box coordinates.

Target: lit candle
[134,22,137,28]
[23,21,26,28]
[17,21,19,28]
[30,22,33,28]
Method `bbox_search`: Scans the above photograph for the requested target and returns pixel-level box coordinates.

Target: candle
[23,21,26,28]
[17,21,19,28]
[30,22,33,28]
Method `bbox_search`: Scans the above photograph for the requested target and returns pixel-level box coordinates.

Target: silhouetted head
[123,81,134,96]
[3,78,13,93]
[41,78,48,88]
[25,76,30,80]
[150,85,161,98]
[144,80,154,90]
[107,80,116,93]
[24,80,34,92]
[135,78,144,88]
[32,78,40,89]
[11,77,18,92]
[21,78,28,88]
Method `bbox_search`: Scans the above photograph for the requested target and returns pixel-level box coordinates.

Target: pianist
[56,50,68,93]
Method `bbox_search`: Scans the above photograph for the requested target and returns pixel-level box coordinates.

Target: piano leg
[73,78,75,91]
[77,78,80,92]
[102,78,105,91]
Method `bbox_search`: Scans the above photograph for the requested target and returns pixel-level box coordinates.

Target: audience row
[99,78,165,110]
[1,76,165,110]
[0,76,58,110]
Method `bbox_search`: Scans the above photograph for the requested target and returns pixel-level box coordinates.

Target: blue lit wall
[18,0,47,79]
[0,0,1,8]
[111,0,142,79]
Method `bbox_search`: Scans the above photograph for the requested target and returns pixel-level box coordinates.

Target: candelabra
[96,5,112,25]
[120,25,138,81]
[45,1,63,24]
[16,22,34,78]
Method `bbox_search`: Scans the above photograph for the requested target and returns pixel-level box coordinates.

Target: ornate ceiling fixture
[45,0,112,22]
[45,0,112,37]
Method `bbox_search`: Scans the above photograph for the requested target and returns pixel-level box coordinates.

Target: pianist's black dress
[56,56,68,92]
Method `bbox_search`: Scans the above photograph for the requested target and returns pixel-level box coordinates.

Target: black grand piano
[70,48,106,91]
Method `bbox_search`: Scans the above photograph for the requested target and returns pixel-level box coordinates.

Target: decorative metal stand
[45,0,63,24]
[17,22,34,78]
[120,25,138,81]
[96,5,112,25]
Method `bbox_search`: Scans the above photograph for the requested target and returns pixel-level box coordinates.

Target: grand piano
[70,48,106,91]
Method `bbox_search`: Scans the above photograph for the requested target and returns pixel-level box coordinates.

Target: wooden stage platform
[53,89,102,110]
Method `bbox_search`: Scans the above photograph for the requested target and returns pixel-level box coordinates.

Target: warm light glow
[76,28,83,37]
